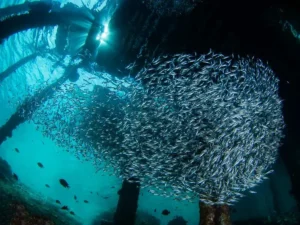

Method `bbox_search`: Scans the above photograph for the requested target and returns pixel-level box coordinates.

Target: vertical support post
[199,201,232,225]
[114,178,140,225]
[216,204,231,225]
[200,202,216,225]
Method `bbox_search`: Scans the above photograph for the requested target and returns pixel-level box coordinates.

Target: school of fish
[29,51,285,205]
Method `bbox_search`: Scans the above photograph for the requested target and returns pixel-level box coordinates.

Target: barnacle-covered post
[216,204,231,225]
[200,202,216,225]
[114,178,140,225]
[199,202,231,225]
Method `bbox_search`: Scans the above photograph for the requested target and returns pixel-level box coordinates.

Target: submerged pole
[0,74,68,145]
[200,202,216,225]
[0,2,104,146]
[114,178,140,225]
[199,202,231,225]
[216,204,231,225]
[0,2,93,44]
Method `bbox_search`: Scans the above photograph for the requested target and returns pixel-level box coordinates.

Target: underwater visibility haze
[0,0,300,225]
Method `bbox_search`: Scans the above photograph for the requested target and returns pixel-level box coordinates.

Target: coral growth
[10,202,55,225]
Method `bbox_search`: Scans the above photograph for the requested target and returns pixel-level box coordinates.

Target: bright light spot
[96,23,109,44]
[96,34,101,41]
[101,31,108,39]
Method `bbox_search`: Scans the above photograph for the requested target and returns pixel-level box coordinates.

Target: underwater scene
[0,0,300,225]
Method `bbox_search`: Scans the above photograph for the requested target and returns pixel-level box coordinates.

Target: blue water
[0,1,298,225]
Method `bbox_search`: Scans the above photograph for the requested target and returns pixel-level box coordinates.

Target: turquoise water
[0,1,200,224]
[0,1,298,225]
[0,121,198,225]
